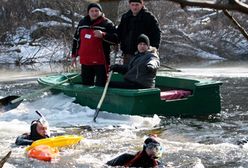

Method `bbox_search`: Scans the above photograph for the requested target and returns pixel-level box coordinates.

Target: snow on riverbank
[0,27,69,64]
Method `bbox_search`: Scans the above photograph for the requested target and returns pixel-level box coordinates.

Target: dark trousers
[81,64,107,87]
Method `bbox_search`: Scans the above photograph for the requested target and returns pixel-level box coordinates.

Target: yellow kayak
[26,135,83,151]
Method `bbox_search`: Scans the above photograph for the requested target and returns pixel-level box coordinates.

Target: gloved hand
[146,64,156,72]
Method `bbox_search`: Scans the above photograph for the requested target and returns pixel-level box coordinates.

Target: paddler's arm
[15,134,33,146]
[106,153,135,166]
[110,64,128,74]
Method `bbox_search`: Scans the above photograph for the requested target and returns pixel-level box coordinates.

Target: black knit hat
[129,0,143,3]
[137,34,150,46]
[87,3,102,12]
[144,137,160,145]
[143,137,160,151]
[30,120,45,141]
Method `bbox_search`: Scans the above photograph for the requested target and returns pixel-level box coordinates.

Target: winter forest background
[0,0,248,65]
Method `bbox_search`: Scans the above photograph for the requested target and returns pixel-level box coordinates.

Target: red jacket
[72,15,117,65]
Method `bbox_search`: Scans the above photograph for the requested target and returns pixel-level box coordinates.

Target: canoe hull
[38,73,222,117]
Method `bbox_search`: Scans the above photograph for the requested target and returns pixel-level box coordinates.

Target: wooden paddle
[93,70,113,122]
[0,151,11,168]
[0,74,80,112]
[0,96,22,113]
[160,64,181,72]
[93,48,118,122]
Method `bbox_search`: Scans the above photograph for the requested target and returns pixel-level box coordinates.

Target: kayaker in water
[106,135,164,167]
[15,116,50,146]
[109,34,160,89]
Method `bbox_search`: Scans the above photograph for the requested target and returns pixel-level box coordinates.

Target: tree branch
[167,0,248,14]
[223,9,248,40]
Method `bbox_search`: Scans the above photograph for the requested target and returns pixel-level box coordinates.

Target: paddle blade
[0,151,11,167]
[93,108,100,122]
[0,96,23,112]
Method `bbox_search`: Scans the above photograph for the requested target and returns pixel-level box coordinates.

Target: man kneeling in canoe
[15,115,50,145]
[109,34,160,89]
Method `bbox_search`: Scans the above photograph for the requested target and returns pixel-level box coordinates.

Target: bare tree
[167,0,248,14]
[0,0,33,42]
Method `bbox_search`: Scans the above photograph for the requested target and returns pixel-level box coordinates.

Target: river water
[0,60,248,168]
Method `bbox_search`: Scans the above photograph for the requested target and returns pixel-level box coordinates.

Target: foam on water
[0,93,161,167]
[1,62,248,167]
[0,120,29,136]
[0,93,161,131]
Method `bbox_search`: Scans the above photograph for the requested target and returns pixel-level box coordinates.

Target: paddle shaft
[93,48,119,122]
[0,151,11,168]
[11,74,80,104]
[93,70,113,122]
[160,65,181,72]
[159,69,181,72]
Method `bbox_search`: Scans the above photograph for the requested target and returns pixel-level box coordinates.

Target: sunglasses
[145,142,163,158]
[145,142,161,150]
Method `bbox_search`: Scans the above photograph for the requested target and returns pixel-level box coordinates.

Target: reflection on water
[1,60,248,167]
[0,62,76,82]
[159,60,248,78]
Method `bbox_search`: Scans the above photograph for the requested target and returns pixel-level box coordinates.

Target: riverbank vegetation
[0,0,247,65]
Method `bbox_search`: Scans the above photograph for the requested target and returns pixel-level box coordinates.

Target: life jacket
[27,145,59,161]
[124,150,158,167]
[78,16,106,65]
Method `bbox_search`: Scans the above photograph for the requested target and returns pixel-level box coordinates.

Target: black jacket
[15,134,34,146]
[106,151,161,167]
[117,7,161,55]
[112,48,160,88]
[72,15,118,64]
[15,124,49,146]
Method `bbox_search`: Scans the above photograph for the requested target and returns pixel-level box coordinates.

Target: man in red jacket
[71,3,118,86]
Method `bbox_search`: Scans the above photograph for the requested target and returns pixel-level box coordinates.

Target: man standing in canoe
[71,3,118,87]
[117,0,161,64]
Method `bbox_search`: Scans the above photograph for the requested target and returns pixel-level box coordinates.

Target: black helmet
[30,119,49,141]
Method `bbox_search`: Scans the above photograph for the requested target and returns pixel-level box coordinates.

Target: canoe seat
[160,90,192,100]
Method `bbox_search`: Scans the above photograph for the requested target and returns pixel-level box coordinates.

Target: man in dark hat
[71,2,118,87]
[109,34,160,89]
[106,135,164,167]
[87,2,102,12]
[117,0,161,64]
[15,119,50,145]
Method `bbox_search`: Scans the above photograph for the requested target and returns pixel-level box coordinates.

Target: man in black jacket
[117,0,161,64]
[15,119,50,146]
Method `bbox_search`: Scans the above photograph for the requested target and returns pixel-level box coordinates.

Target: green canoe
[37,73,222,117]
